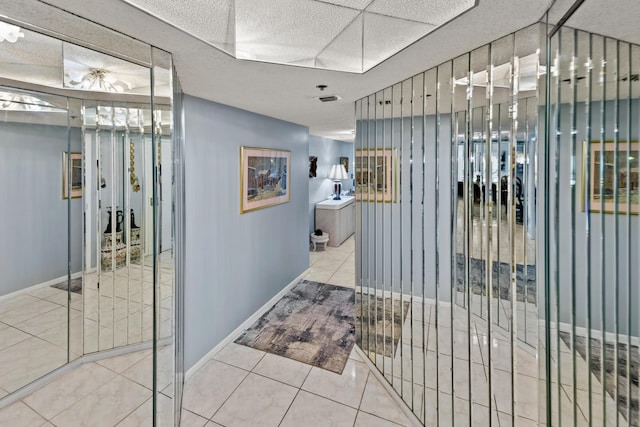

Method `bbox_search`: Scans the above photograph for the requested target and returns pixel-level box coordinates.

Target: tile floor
[0,235,414,426]
[0,254,174,394]
[0,230,625,426]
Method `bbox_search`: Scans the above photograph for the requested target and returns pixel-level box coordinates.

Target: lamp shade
[328,164,348,180]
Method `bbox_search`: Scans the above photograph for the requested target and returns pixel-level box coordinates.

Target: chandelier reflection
[67,68,132,93]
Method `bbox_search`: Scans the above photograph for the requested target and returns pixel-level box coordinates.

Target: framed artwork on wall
[309,156,318,177]
[355,148,397,202]
[339,156,349,173]
[583,140,639,214]
[241,146,291,213]
[62,152,82,199]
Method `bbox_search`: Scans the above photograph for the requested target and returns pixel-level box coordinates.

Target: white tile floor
[0,234,414,426]
[0,231,625,426]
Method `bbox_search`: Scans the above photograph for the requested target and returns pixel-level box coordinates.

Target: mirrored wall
[544,21,640,427]
[0,16,181,426]
[355,23,543,425]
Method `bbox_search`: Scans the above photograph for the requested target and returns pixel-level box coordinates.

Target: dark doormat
[50,277,83,294]
[235,280,355,374]
[355,294,410,357]
[560,331,640,426]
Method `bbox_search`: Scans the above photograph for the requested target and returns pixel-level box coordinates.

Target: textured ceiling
[0,0,576,141]
[121,0,476,73]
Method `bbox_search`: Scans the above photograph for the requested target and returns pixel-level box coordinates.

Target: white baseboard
[0,271,83,303]
[185,268,310,381]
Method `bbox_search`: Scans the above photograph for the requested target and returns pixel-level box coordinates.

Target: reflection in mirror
[0,16,178,426]
[0,87,76,393]
[355,23,542,425]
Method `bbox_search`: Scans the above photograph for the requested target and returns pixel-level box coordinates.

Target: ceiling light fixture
[0,22,24,43]
[67,68,132,93]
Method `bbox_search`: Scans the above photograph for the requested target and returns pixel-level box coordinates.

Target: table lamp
[328,164,348,200]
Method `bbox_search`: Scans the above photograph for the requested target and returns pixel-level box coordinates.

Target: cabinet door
[339,203,355,244]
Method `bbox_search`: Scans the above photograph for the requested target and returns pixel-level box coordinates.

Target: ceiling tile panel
[316,13,364,73]
[124,0,236,53]
[366,0,475,25]
[362,12,435,71]
[235,0,359,64]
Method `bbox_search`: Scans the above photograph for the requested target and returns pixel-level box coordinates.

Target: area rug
[455,254,537,303]
[50,277,83,294]
[355,295,410,357]
[559,331,639,426]
[235,280,355,374]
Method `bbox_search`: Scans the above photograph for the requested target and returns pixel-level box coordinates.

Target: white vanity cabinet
[315,196,355,247]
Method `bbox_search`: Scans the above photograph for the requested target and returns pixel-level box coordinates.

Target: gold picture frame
[339,156,349,173]
[582,140,639,214]
[240,146,291,213]
[355,148,397,202]
[62,152,82,199]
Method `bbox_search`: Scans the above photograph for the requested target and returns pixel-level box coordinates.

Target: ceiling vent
[317,95,341,102]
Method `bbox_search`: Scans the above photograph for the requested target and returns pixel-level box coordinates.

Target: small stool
[310,232,329,251]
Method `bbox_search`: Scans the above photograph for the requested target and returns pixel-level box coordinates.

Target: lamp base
[333,181,342,200]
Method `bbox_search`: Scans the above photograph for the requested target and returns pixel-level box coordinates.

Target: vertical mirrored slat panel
[354,23,545,426]
[411,71,425,417]
[620,39,632,427]
[355,98,363,356]
[452,52,473,425]
[367,93,376,363]
[627,42,639,427]
[382,85,393,381]
[437,60,455,425]
[152,46,175,425]
[0,87,72,393]
[373,89,382,363]
[422,67,437,425]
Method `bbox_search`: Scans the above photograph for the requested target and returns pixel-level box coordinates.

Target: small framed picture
[62,152,82,199]
[583,140,639,214]
[339,156,349,173]
[355,148,397,202]
[241,146,291,213]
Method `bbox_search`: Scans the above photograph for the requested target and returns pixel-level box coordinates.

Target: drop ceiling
[0,0,634,142]
[117,0,476,73]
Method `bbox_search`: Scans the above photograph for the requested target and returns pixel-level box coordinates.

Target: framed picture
[62,152,82,199]
[583,140,639,214]
[241,146,291,213]
[339,156,349,173]
[355,148,397,202]
[309,156,318,178]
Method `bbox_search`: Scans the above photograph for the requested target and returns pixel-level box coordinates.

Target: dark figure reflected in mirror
[501,176,509,213]
[309,156,318,178]
[130,209,139,229]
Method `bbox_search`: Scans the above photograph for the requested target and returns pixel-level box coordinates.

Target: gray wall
[0,121,83,295]
[183,95,309,370]
[308,135,354,234]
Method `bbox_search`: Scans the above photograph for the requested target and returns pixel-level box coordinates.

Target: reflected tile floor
[0,236,413,426]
